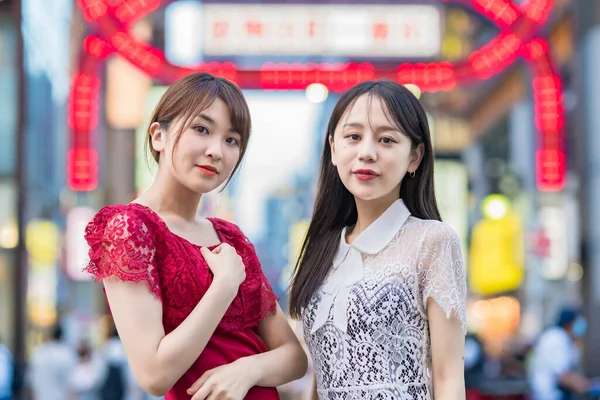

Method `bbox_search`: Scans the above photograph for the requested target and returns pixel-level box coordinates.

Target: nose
[358,138,377,162]
[205,137,223,161]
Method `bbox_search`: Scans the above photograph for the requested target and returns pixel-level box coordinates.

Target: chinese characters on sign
[200,5,442,57]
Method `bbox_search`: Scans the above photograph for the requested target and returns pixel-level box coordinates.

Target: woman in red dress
[84,72,308,400]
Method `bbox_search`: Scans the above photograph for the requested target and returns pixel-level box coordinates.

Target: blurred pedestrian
[28,324,77,400]
[288,80,467,399]
[71,340,103,400]
[529,307,600,400]
[83,72,307,400]
[464,333,486,389]
[0,335,13,400]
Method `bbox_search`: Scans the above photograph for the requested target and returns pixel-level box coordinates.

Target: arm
[311,373,319,400]
[243,305,308,387]
[186,305,308,398]
[557,371,592,394]
[422,222,467,400]
[104,274,238,396]
[428,300,466,400]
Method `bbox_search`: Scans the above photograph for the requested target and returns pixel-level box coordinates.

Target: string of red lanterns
[68,0,564,192]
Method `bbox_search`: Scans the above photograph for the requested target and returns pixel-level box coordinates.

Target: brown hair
[146,72,251,186]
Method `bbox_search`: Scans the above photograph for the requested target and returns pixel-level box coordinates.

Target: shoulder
[403,217,459,246]
[539,327,570,349]
[84,203,160,245]
[209,217,250,244]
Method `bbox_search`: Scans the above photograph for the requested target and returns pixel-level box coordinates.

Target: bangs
[370,86,421,144]
[167,77,251,153]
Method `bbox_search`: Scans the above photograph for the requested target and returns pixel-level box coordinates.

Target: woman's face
[330,94,423,206]
[150,98,242,194]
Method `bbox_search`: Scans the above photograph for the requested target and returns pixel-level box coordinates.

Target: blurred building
[574,0,600,376]
[0,0,19,349]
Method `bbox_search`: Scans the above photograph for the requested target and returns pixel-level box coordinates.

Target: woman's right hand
[200,243,246,292]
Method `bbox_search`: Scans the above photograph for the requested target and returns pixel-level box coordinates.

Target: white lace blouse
[302,199,467,400]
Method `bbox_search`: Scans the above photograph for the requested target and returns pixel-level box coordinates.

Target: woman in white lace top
[289,80,467,400]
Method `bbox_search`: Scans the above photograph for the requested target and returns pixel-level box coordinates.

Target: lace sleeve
[83,207,161,299]
[420,222,467,333]
[258,269,279,319]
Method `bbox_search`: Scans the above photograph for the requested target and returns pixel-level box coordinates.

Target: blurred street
[1,0,600,399]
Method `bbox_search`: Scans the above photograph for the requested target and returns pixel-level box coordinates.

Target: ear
[328,135,337,166]
[408,143,425,174]
[149,122,166,154]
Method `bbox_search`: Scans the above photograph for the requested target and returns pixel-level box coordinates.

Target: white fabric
[529,327,579,400]
[70,355,104,393]
[312,199,411,334]
[303,200,467,399]
[29,341,77,400]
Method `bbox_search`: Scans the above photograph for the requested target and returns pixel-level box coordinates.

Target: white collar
[311,199,411,334]
[333,199,412,266]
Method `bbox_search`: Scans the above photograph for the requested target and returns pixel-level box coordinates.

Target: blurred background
[0,0,599,399]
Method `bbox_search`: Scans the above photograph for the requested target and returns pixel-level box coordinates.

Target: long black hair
[288,80,441,319]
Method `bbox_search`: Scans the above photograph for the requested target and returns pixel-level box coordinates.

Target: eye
[193,126,208,135]
[380,137,397,144]
[226,137,239,146]
[346,133,360,141]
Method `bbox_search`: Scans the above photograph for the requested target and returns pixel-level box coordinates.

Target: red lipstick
[197,165,218,176]
[353,169,379,181]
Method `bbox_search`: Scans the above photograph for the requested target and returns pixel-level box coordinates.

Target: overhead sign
[166,3,443,62]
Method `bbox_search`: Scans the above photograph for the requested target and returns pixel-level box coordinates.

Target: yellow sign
[26,220,60,264]
[469,211,524,296]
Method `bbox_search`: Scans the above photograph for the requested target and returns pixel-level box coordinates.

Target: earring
[410,171,416,178]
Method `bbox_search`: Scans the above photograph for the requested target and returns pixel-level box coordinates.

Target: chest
[304,257,427,338]
[155,240,264,331]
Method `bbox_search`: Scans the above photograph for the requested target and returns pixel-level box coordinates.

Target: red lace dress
[84,203,280,400]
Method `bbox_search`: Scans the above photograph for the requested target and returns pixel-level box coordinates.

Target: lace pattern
[85,207,161,298]
[303,218,467,400]
[84,204,278,332]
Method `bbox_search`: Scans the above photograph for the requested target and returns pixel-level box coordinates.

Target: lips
[353,169,379,181]
[197,165,218,176]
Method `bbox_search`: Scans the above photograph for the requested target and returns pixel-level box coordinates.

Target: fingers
[207,391,224,400]
[191,381,212,400]
[206,243,234,255]
[187,370,212,395]
[199,246,212,259]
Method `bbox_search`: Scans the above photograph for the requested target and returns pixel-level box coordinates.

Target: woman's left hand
[187,358,257,400]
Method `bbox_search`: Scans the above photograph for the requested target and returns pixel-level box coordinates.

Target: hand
[187,358,257,400]
[200,243,246,291]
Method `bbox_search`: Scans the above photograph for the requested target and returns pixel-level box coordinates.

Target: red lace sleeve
[84,206,161,299]
[257,268,279,320]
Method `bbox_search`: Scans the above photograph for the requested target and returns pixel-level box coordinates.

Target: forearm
[244,342,308,388]
[558,372,591,394]
[432,377,465,400]
[312,373,319,400]
[149,281,236,393]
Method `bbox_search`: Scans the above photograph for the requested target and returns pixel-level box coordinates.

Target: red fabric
[84,203,280,400]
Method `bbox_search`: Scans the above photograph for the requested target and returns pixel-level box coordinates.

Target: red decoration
[68,0,563,192]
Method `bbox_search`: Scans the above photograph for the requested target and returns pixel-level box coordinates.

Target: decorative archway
[68,0,564,193]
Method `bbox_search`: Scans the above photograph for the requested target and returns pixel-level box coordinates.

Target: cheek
[334,145,355,165]
[223,147,241,168]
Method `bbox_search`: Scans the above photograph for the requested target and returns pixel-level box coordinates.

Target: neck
[352,194,399,236]
[138,167,202,222]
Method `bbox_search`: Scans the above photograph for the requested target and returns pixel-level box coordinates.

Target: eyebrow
[196,113,239,134]
[342,122,401,134]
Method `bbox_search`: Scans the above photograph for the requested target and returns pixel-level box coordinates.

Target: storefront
[0,1,19,349]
